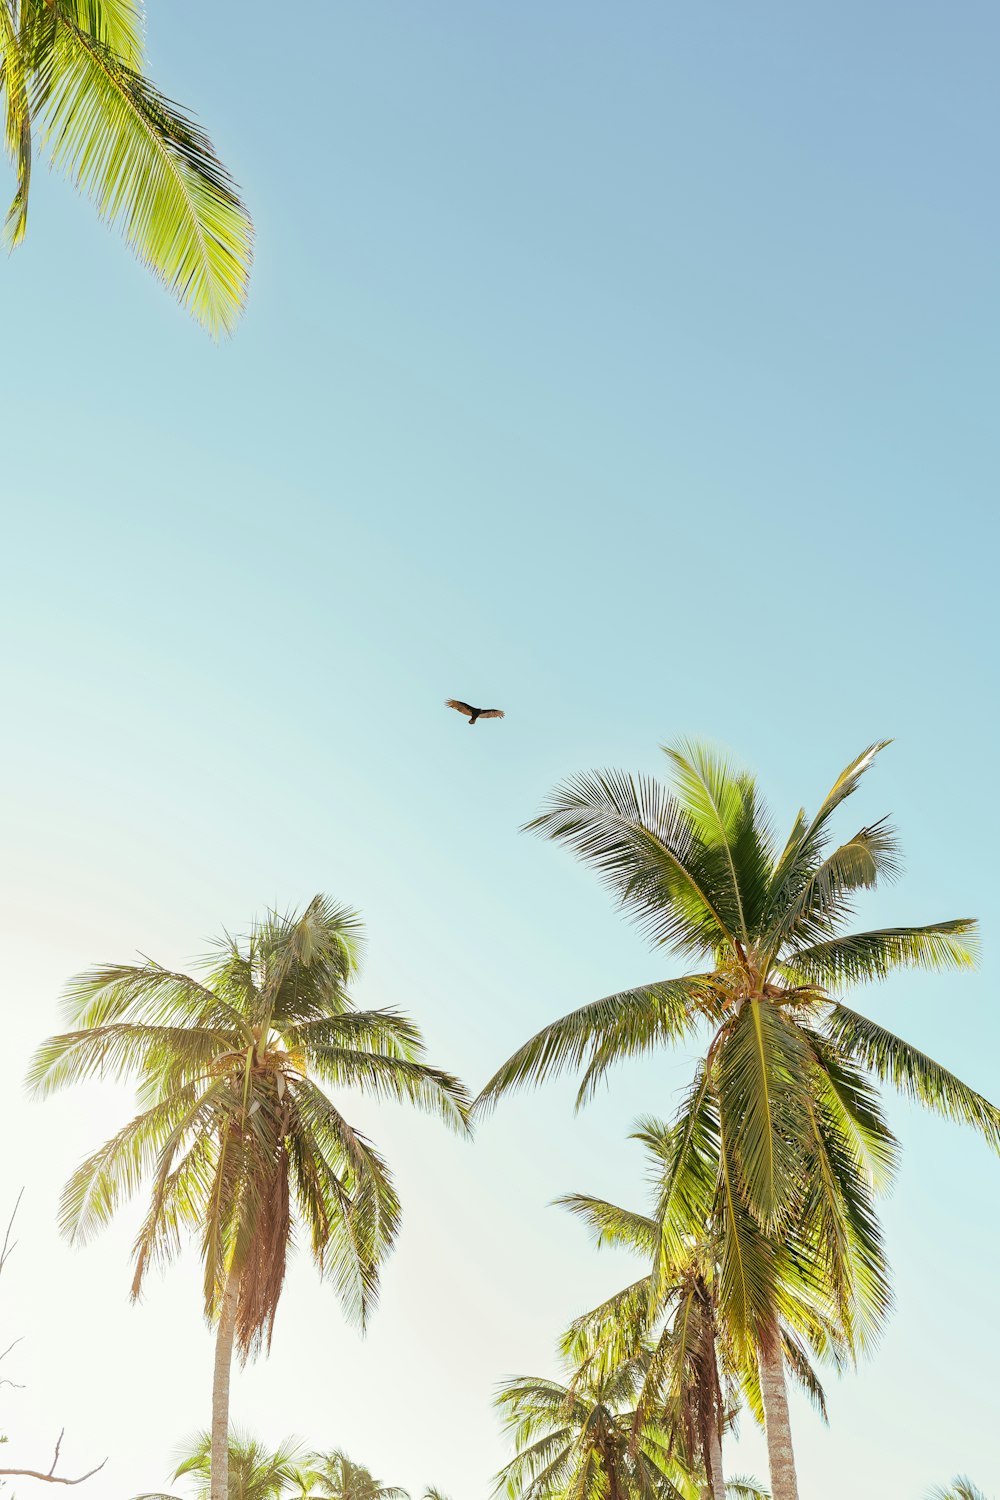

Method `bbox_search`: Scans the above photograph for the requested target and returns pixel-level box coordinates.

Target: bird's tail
[469,714,478,725]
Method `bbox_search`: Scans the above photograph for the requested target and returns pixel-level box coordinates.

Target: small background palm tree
[293,1451,409,1500]
[135,1429,302,1500]
[927,1483,991,1500]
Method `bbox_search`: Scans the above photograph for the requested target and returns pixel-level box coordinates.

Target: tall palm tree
[29,895,471,1500]
[478,742,1000,1500]
[1,0,252,332]
[135,1429,302,1500]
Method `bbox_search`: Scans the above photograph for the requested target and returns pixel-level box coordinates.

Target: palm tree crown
[295,1451,410,1500]
[495,1354,696,1500]
[135,1429,303,1500]
[30,894,471,1347]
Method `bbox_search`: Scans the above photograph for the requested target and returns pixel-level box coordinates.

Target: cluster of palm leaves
[136,1434,427,1500]
[28,741,1000,1500]
[0,0,252,331]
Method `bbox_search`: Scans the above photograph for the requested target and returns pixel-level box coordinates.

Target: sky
[1,1,999,1494]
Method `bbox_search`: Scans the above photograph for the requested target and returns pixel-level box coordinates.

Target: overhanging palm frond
[476,977,713,1115]
[0,0,32,246]
[27,4,252,334]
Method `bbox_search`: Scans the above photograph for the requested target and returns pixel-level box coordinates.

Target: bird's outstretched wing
[478,709,505,719]
[445,699,475,716]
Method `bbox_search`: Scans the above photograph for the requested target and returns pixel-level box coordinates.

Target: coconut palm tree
[559,1120,833,1500]
[295,1452,409,1500]
[495,1353,768,1500]
[0,0,252,332]
[495,1354,699,1500]
[478,741,1000,1500]
[135,1429,302,1500]
[29,894,471,1500]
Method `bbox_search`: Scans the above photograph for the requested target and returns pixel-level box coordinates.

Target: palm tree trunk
[704,1420,726,1500]
[757,1311,799,1500]
[211,1273,239,1500]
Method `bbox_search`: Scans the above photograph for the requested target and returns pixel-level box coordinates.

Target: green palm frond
[27,1021,230,1096]
[555,1194,658,1256]
[14,0,252,334]
[305,1048,471,1134]
[716,1110,778,1347]
[764,742,892,920]
[717,999,812,1232]
[662,739,775,948]
[523,768,738,954]
[725,1478,770,1500]
[764,819,902,957]
[560,1275,651,1370]
[926,1482,991,1500]
[784,920,978,989]
[476,977,713,1114]
[0,0,32,246]
[825,1006,1000,1150]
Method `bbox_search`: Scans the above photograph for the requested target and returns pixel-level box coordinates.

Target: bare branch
[0,1429,107,1485]
[0,1190,23,1275]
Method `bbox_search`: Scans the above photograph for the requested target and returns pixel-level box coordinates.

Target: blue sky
[1,1,998,1494]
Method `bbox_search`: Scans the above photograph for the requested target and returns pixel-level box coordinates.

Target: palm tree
[478,742,1000,1500]
[495,1354,701,1500]
[29,894,471,1500]
[927,1484,991,1500]
[135,1429,302,1500]
[1,0,252,332]
[295,1452,409,1500]
[559,1121,831,1500]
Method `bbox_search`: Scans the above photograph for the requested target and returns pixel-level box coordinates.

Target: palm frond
[524,768,738,955]
[766,742,892,915]
[662,739,775,946]
[306,1048,471,1134]
[556,1194,658,1256]
[29,6,252,335]
[475,978,712,1115]
[717,1000,812,1232]
[784,920,978,989]
[825,1005,1000,1151]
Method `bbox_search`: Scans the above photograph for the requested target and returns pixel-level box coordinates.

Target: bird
[445,698,505,726]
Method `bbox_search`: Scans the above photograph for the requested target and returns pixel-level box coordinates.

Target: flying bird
[445,698,505,726]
